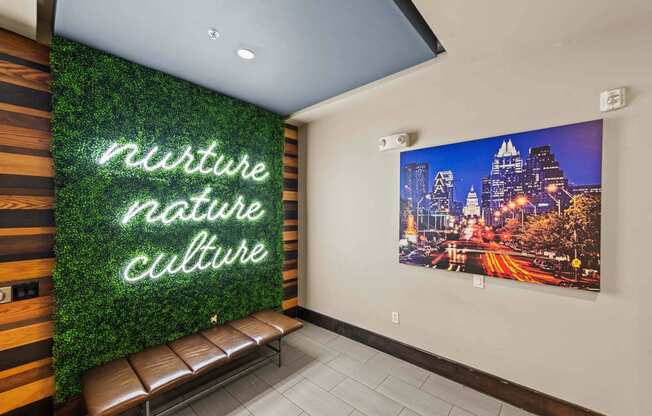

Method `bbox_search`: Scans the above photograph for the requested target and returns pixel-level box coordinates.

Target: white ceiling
[289,0,652,123]
[415,0,652,61]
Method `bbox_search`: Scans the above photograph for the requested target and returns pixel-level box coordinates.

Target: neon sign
[123,230,268,282]
[98,142,272,282]
[99,142,269,181]
[121,187,264,225]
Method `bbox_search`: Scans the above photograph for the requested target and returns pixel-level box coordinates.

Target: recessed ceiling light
[207,28,220,40]
[237,48,255,60]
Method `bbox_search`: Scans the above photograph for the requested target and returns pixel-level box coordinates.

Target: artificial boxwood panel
[50,36,284,402]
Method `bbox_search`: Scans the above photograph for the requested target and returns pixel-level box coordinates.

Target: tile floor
[168,321,536,416]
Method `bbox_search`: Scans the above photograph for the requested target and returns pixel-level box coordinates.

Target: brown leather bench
[82,310,302,416]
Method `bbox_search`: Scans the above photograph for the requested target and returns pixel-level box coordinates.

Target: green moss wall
[50,36,284,401]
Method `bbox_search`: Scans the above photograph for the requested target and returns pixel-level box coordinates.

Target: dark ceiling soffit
[393,0,444,55]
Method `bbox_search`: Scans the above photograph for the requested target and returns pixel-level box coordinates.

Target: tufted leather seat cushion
[129,345,193,394]
[253,309,303,335]
[228,316,282,345]
[201,325,256,359]
[168,333,228,374]
[82,358,148,416]
[82,310,302,416]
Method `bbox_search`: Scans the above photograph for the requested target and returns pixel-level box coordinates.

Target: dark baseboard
[54,395,85,416]
[284,306,298,318]
[297,307,604,416]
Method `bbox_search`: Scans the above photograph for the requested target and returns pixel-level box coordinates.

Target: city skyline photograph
[399,119,603,291]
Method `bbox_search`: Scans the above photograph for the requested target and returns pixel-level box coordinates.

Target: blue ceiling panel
[55,0,437,115]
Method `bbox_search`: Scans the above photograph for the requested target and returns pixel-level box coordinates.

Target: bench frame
[143,338,282,416]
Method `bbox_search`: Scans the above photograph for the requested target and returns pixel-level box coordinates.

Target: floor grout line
[283,376,356,416]
[374,373,391,392]
[361,350,380,364]
[210,325,513,416]
[280,384,307,415]
[417,376,428,389]
[330,385,373,416]
[328,374,349,392]
[219,386,253,416]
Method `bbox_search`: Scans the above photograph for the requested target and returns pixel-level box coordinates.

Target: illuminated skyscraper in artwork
[431,170,454,212]
[481,176,491,223]
[402,163,429,205]
[489,139,523,213]
[523,145,567,196]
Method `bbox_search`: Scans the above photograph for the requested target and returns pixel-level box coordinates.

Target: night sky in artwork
[400,120,602,200]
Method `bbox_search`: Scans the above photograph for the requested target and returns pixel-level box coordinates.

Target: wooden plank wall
[0,28,300,415]
[282,125,299,315]
[0,28,55,416]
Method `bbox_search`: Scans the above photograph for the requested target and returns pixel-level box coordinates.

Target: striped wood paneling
[0,29,300,415]
[282,125,299,314]
[0,29,54,416]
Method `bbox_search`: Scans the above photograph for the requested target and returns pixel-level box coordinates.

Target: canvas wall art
[399,120,602,291]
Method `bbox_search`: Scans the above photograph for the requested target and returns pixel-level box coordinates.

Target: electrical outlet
[12,281,38,301]
[473,274,485,289]
[391,311,400,324]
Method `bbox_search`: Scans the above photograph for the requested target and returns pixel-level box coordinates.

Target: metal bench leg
[277,338,282,368]
[144,400,151,416]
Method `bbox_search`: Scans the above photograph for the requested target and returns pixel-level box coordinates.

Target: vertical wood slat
[284,141,298,155]
[0,30,50,67]
[0,123,51,150]
[283,170,298,180]
[0,296,54,326]
[0,376,54,414]
[0,108,51,132]
[283,269,298,281]
[0,320,54,352]
[0,151,53,177]
[0,258,55,283]
[0,195,54,209]
[282,191,298,201]
[282,297,298,311]
[283,156,298,168]
[0,226,55,236]
[0,102,51,120]
[284,127,298,140]
[0,357,52,380]
[0,358,52,393]
[0,60,51,92]
[283,231,298,242]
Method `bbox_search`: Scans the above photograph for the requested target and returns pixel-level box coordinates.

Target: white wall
[299,22,651,416]
[0,0,37,40]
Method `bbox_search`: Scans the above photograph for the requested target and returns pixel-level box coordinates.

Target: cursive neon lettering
[99,142,269,182]
[121,187,264,225]
[122,230,268,282]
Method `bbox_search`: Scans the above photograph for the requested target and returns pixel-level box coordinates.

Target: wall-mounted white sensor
[378,133,411,152]
[600,87,626,112]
